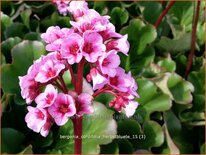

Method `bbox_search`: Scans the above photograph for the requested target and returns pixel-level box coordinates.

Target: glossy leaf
[2,128,25,154]
[1,41,46,104]
[111,7,129,26]
[120,19,157,55]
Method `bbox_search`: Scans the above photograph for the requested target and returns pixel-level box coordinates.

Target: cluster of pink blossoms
[19,0,138,137]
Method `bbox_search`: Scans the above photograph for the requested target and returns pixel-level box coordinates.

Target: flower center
[83,42,93,54]
[106,40,118,51]
[110,76,119,86]
[102,58,110,66]
[46,94,54,104]
[59,104,69,113]
[69,43,79,55]
[36,111,45,120]
[47,68,56,78]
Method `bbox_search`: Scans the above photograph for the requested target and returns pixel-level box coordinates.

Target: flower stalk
[73,59,85,154]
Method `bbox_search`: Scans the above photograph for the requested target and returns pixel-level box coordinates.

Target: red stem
[184,0,201,78]
[75,59,86,95]
[92,87,109,97]
[73,115,83,155]
[155,1,176,28]
[73,59,86,155]
[93,87,117,98]
[52,81,67,93]
[58,76,68,93]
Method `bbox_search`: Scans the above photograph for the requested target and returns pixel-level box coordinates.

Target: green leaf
[118,119,142,137]
[192,94,205,112]
[200,143,205,154]
[168,1,205,40]
[33,132,53,148]
[162,124,180,154]
[118,120,164,150]
[50,102,117,154]
[188,69,205,94]
[1,11,13,34]
[1,41,46,104]
[130,46,155,76]
[140,2,162,24]
[117,139,134,154]
[111,7,129,26]
[120,19,157,55]
[18,145,33,154]
[155,33,191,55]
[157,58,176,72]
[165,109,197,153]
[169,2,193,27]
[20,9,32,29]
[165,110,182,138]
[4,22,29,39]
[1,37,22,63]
[136,79,172,121]
[111,119,136,154]
[93,1,107,15]
[167,73,194,104]
[2,128,25,154]
[136,121,164,149]
[152,73,194,104]
[51,12,71,27]
[100,141,119,154]
[24,32,41,41]
[1,53,6,65]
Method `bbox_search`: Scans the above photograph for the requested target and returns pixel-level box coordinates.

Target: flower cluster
[19,0,138,137]
[19,52,94,137]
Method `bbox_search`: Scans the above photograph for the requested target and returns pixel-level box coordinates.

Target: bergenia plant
[19,0,139,154]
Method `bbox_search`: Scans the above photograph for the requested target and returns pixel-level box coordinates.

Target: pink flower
[25,106,52,137]
[127,72,139,98]
[106,35,129,55]
[41,26,63,52]
[68,1,88,20]
[109,96,138,117]
[41,26,63,44]
[52,0,70,16]
[48,93,76,126]
[19,75,40,104]
[98,50,120,77]
[87,68,108,90]
[122,101,138,117]
[81,32,106,63]
[70,10,109,33]
[40,117,53,137]
[109,96,128,112]
[41,27,74,52]
[108,67,132,92]
[99,23,121,41]
[77,93,94,116]
[60,33,83,64]
[35,59,65,83]
[35,84,58,108]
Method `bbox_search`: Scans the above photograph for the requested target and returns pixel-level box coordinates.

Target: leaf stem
[155,1,176,28]
[184,0,201,78]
